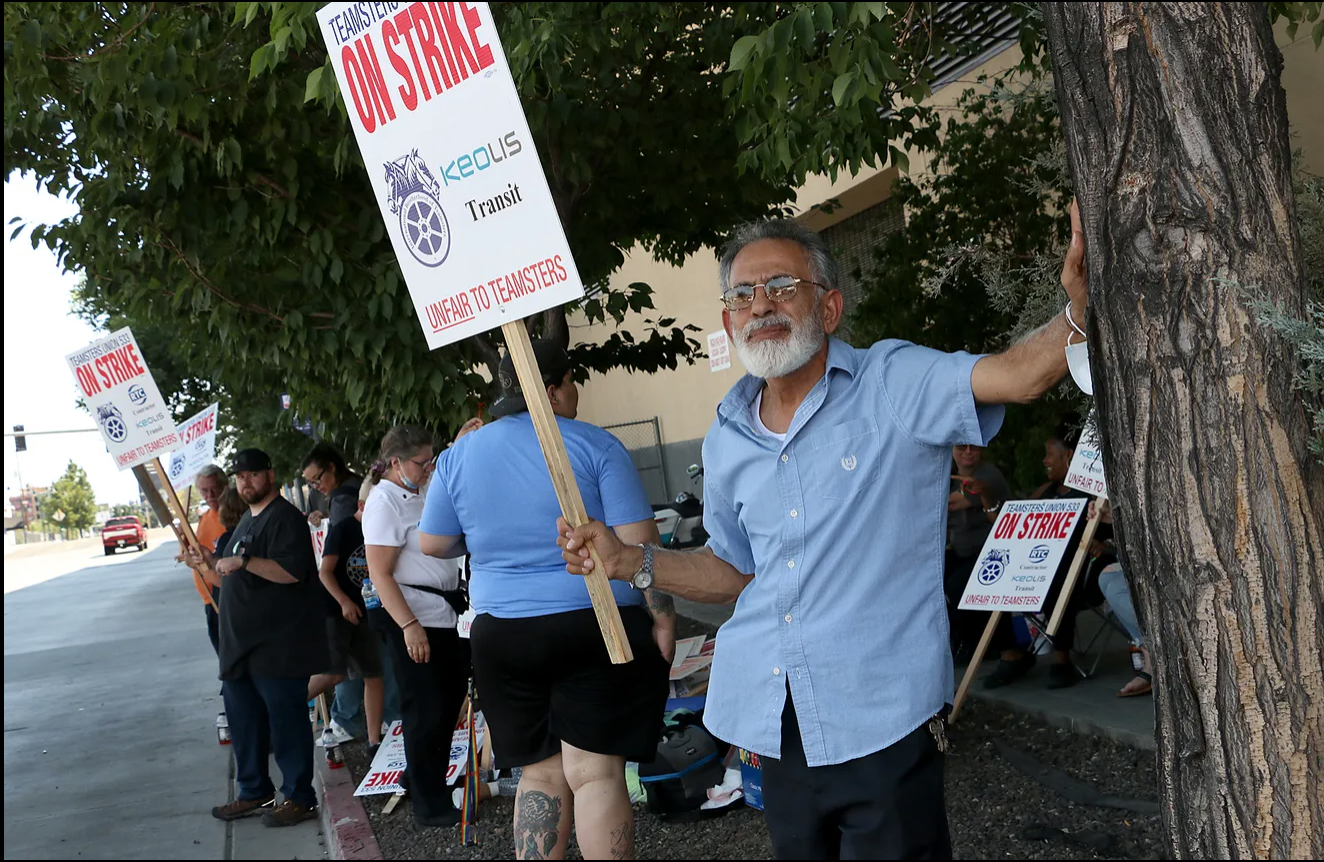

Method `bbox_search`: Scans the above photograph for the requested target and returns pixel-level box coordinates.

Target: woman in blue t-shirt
[419,340,674,861]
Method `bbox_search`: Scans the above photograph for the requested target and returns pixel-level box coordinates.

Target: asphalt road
[3,533,325,860]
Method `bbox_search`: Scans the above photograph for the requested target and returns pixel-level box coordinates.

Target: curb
[316,752,384,860]
[970,689,1157,751]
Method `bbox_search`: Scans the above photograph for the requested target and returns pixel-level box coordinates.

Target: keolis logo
[442,132,522,186]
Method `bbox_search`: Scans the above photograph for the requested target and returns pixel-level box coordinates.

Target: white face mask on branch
[1063,301,1093,395]
[1065,339,1093,395]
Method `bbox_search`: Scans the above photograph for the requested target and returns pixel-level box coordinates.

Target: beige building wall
[576,28,1323,472]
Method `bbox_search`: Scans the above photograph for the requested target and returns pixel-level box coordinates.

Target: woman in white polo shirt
[362,424,472,829]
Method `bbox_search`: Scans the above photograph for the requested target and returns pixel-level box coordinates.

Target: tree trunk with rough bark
[1043,3,1323,859]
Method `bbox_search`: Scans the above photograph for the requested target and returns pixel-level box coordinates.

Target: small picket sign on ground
[315,1,632,662]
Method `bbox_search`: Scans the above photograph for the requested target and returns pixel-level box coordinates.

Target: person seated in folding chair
[1092,499,1153,697]
[984,426,1116,690]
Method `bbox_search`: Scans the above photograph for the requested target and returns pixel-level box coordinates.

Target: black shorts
[471,606,669,769]
[325,614,384,679]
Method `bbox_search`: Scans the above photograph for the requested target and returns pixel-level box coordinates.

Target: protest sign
[66,328,179,471]
[355,715,487,796]
[315,1,584,348]
[958,498,1088,612]
[310,518,329,568]
[315,1,631,663]
[1064,411,1107,498]
[167,402,219,489]
[707,330,732,372]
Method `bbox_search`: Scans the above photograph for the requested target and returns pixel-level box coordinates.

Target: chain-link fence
[602,417,670,505]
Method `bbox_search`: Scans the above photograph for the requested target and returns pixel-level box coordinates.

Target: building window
[819,199,905,339]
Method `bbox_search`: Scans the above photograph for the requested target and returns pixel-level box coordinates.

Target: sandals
[1117,670,1153,698]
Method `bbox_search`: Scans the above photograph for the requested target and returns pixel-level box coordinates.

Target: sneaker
[326,720,355,745]
[1047,662,1082,689]
[262,799,318,828]
[983,654,1036,689]
[212,794,276,821]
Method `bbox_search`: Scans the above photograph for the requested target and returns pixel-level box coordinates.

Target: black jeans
[222,675,316,808]
[382,624,471,818]
[761,692,951,860]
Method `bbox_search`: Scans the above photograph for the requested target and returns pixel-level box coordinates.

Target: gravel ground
[342,616,1164,860]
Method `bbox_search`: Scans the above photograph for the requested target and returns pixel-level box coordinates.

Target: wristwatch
[630,544,655,591]
[239,552,251,569]
[984,502,1002,514]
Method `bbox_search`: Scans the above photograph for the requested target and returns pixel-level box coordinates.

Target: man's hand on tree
[1061,199,1088,326]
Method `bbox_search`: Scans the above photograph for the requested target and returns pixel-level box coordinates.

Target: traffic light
[13,425,25,452]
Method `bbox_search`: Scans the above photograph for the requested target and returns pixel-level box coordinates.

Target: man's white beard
[731,304,825,379]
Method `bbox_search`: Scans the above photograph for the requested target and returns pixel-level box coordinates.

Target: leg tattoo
[514,790,562,860]
[609,820,635,860]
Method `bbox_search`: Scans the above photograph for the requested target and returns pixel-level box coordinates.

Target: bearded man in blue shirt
[560,204,1090,860]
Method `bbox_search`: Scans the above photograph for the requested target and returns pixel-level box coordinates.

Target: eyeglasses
[406,455,436,472]
[305,467,327,487]
[721,275,824,311]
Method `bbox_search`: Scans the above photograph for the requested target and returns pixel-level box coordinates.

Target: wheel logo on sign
[97,404,129,443]
[170,454,186,479]
[385,151,451,268]
[977,549,1011,586]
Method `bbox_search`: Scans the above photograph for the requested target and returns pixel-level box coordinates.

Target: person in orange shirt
[183,465,230,648]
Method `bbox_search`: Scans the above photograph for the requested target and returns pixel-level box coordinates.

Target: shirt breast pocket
[802,417,882,502]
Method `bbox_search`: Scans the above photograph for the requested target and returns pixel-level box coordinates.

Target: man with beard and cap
[188,448,329,828]
[559,204,1090,860]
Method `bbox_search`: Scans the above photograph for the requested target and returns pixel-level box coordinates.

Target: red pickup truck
[102,516,148,555]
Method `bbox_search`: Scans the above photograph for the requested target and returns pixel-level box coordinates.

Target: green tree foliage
[47,460,98,532]
[3,2,796,473]
[848,77,1076,491]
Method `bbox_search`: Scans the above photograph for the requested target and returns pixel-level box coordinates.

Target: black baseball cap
[489,340,574,418]
[231,448,273,473]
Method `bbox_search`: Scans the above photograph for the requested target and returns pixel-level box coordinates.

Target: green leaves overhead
[4,2,793,469]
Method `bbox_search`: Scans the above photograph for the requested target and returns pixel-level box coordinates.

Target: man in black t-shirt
[189,448,329,828]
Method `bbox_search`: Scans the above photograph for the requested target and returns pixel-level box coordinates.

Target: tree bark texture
[1044,3,1323,859]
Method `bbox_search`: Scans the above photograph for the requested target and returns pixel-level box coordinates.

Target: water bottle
[321,726,344,769]
[216,712,231,746]
[1129,644,1145,673]
[362,578,381,610]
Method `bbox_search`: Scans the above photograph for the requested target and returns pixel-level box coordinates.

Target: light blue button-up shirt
[701,337,1004,766]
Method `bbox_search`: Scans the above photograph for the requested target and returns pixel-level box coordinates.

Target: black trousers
[381,624,470,818]
[943,549,985,653]
[761,692,951,860]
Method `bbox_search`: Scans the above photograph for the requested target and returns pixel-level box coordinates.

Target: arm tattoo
[646,588,676,618]
[514,791,562,860]
[609,821,634,860]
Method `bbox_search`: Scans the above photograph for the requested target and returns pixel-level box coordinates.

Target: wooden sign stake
[150,457,219,612]
[501,321,633,664]
[950,610,1001,724]
[1046,497,1104,636]
[133,461,218,611]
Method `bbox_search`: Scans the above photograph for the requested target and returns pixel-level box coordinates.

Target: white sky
[4,171,141,507]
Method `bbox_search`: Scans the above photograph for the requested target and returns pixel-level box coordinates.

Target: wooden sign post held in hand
[151,457,219,612]
[503,322,633,664]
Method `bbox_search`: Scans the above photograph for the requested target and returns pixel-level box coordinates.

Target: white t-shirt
[362,478,460,629]
[751,389,787,441]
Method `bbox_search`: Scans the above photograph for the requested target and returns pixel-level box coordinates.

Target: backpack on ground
[637,725,728,820]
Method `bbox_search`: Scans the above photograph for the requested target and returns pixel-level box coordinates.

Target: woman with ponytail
[361,423,478,829]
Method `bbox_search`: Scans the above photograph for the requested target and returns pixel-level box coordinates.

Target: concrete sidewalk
[674,598,1156,750]
[3,540,325,860]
